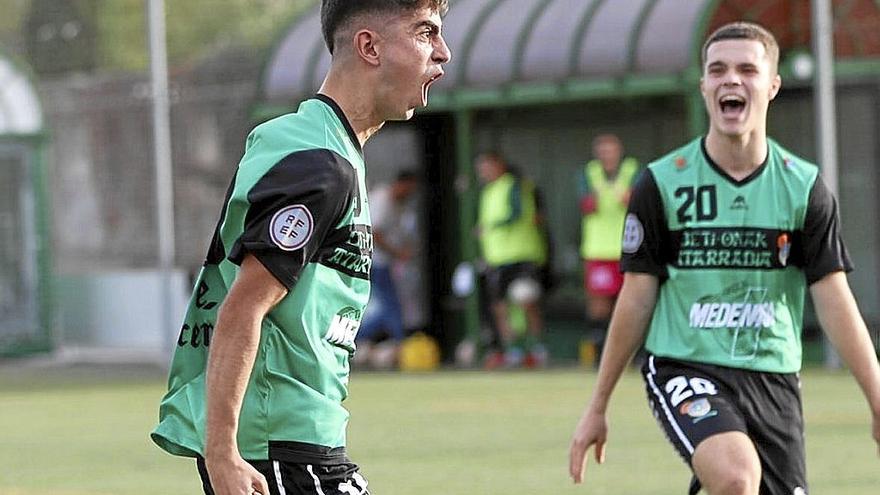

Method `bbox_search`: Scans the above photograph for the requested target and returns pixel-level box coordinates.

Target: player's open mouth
[719,94,746,118]
[422,72,444,106]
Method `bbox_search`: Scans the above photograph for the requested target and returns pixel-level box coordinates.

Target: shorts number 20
[665,375,718,407]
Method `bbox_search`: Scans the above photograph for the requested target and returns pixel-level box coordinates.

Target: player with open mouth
[570,21,880,495]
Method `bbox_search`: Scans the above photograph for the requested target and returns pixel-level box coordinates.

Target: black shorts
[197,457,370,495]
[642,355,806,495]
[484,262,542,302]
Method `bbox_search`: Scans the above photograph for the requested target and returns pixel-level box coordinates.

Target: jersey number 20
[675,185,717,223]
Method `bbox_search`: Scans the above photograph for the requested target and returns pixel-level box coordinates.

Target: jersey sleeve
[802,174,853,284]
[620,169,671,279]
[228,148,355,289]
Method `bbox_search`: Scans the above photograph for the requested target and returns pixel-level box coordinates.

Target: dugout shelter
[0,46,52,357]
[257,0,880,359]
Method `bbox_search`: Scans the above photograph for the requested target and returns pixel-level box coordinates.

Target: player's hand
[568,407,608,484]
[205,453,270,495]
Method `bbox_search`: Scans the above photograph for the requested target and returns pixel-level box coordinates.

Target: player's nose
[720,69,742,86]
[434,34,451,64]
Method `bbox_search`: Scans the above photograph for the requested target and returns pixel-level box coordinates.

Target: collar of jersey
[315,93,363,158]
[700,137,769,187]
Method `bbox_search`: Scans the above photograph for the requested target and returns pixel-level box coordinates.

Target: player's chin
[388,100,420,121]
[712,117,746,136]
[718,125,750,139]
[387,107,416,122]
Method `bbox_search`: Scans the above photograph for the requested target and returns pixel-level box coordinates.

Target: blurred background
[2,1,880,494]
[2,0,879,364]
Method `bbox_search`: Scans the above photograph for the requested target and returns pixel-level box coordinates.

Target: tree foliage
[102,0,313,70]
[4,0,314,72]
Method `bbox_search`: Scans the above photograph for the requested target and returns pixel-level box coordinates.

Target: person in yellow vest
[579,134,640,359]
[475,152,549,368]
[476,153,547,368]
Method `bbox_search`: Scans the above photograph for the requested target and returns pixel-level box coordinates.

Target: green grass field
[0,365,877,494]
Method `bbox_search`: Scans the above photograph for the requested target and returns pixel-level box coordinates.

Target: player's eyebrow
[413,19,441,34]
[736,62,759,71]
[707,60,761,72]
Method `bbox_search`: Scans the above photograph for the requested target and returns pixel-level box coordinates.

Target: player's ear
[699,76,710,101]
[354,29,381,67]
[769,73,781,101]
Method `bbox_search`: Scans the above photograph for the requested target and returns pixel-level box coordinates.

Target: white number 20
[665,376,718,407]
[337,472,369,495]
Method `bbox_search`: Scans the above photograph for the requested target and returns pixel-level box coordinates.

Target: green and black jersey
[151,95,371,463]
[622,137,851,373]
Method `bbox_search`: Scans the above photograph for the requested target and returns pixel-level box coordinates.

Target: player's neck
[601,161,619,177]
[319,69,385,147]
[705,129,768,181]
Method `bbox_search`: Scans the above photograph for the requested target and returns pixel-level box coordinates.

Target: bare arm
[811,271,880,453]
[569,272,659,483]
[204,255,287,494]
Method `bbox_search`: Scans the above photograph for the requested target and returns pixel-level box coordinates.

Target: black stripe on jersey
[205,175,239,266]
[669,227,803,270]
[621,170,672,279]
[318,224,372,280]
[621,169,851,279]
[802,174,853,283]
[228,148,356,289]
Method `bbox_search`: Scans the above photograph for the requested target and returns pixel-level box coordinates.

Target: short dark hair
[702,22,780,73]
[321,0,449,54]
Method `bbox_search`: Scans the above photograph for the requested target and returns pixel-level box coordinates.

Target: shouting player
[151,2,450,494]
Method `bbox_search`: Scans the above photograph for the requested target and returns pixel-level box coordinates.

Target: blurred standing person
[569,22,880,495]
[151,1,451,494]
[394,181,429,332]
[578,134,639,362]
[476,152,548,368]
[356,171,419,367]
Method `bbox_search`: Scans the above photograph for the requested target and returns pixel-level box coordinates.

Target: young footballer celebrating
[151,2,450,494]
[569,22,880,495]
